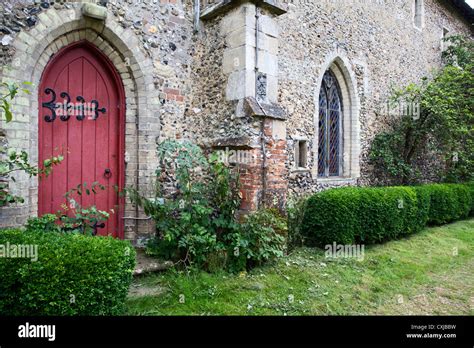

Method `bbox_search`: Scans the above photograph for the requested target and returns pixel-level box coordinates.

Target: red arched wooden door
[38,41,125,238]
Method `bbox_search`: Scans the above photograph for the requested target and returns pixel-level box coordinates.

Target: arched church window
[318,70,343,177]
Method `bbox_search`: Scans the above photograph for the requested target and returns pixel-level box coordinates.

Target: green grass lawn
[126,219,474,315]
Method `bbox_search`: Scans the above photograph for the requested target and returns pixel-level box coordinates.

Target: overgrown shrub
[24,182,111,236]
[25,213,61,233]
[228,209,287,271]
[369,35,474,185]
[128,140,288,272]
[301,183,472,247]
[130,140,212,264]
[0,228,135,315]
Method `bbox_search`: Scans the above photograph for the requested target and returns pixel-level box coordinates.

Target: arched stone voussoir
[6,6,152,91]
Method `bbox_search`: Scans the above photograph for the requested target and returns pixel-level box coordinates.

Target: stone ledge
[201,0,287,20]
[315,177,358,185]
[244,96,287,120]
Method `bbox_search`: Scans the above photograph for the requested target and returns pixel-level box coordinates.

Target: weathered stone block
[225,26,255,49]
[258,14,279,38]
[219,3,256,36]
[257,50,277,75]
[222,45,255,74]
[272,119,286,140]
[82,3,107,21]
[226,69,255,100]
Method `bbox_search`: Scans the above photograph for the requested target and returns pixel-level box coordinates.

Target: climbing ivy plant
[369,35,474,184]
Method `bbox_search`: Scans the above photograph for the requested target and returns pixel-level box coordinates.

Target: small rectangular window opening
[295,140,308,169]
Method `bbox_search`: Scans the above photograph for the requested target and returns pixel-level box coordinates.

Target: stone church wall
[277,0,472,195]
[0,0,472,242]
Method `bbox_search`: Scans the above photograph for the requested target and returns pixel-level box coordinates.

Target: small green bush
[0,228,135,315]
[25,214,61,233]
[228,209,287,271]
[301,183,472,247]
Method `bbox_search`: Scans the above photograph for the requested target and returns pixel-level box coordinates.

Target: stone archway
[313,51,361,181]
[0,5,155,240]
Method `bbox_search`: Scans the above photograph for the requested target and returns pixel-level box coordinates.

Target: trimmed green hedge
[414,184,471,225]
[412,186,431,227]
[465,182,474,216]
[0,229,135,315]
[301,183,473,247]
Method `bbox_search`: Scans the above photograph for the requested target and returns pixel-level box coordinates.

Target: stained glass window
[318,70,342,177]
